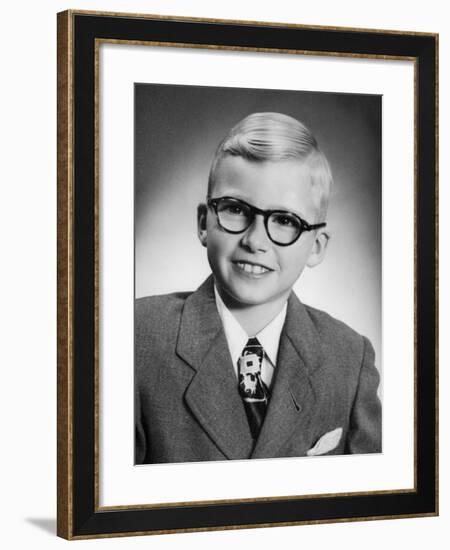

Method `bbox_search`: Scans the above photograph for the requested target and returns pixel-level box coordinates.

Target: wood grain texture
[56,9,73,541]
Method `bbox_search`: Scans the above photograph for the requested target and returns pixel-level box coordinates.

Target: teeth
[237,262,269,275]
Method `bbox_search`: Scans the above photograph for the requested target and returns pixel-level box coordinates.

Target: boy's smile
[198,156,329,314]
[233,260,273,277]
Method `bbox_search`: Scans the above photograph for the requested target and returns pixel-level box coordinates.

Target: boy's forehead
[211,156,317,214]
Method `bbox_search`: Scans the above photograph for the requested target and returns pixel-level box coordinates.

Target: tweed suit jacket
[135,276,381,464]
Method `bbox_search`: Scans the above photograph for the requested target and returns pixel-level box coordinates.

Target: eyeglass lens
[216,198,302,245]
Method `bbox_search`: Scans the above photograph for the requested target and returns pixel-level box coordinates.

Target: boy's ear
[197,203,208,247]
[306,229,330,268]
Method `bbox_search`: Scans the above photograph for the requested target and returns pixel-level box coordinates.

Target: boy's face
[198,156,329,310]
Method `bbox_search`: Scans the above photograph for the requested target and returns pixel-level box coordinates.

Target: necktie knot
[246,336,261,347]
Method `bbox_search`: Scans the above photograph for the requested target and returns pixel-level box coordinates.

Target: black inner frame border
[71,13,437,537]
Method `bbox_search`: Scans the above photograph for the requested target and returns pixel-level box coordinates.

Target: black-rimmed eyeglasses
[207,196,326,247]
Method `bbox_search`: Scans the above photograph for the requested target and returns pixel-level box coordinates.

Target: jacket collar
[176,276,323,460]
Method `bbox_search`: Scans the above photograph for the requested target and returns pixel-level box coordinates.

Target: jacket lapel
[251,292,323,459]
[177,277,254,460]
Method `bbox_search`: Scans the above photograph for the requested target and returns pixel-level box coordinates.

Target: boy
[135,112,381,464]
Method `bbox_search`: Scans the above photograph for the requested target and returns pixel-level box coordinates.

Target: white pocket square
[306,427,343,456]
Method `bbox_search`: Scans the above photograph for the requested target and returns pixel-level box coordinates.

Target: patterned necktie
[238,337,270,440]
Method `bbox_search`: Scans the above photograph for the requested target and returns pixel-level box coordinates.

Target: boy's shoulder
[303,302,361,338]
[136,290,192,326]
[298,299,370,359]
[135,277,214,327]
[136,290,192,311]
[135,291,194,367]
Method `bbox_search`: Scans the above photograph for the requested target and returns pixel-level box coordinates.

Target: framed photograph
[57,10,438,539]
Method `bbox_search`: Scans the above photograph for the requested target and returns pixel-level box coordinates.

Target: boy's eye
[221,202,247,216]
[271,213,297,227]
[226,205,243,215]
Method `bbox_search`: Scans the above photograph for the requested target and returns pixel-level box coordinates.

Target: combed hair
[208,112,333,220]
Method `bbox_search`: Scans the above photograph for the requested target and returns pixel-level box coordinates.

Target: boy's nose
[240,214,270,252]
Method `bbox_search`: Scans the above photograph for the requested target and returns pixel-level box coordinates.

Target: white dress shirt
[214,286,287,390]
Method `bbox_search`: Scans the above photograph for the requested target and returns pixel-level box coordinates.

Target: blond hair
[208,112,332,220]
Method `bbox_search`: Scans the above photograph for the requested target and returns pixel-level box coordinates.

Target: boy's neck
[216,288,289,336]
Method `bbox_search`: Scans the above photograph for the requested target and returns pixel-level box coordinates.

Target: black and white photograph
[134,84,382,465]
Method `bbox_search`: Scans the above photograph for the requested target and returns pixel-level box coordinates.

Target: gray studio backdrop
[135,84,382,374]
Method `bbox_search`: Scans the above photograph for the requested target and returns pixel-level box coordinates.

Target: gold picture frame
[57,10,438,539]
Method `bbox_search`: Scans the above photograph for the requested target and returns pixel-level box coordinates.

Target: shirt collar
[214,285,287,367]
